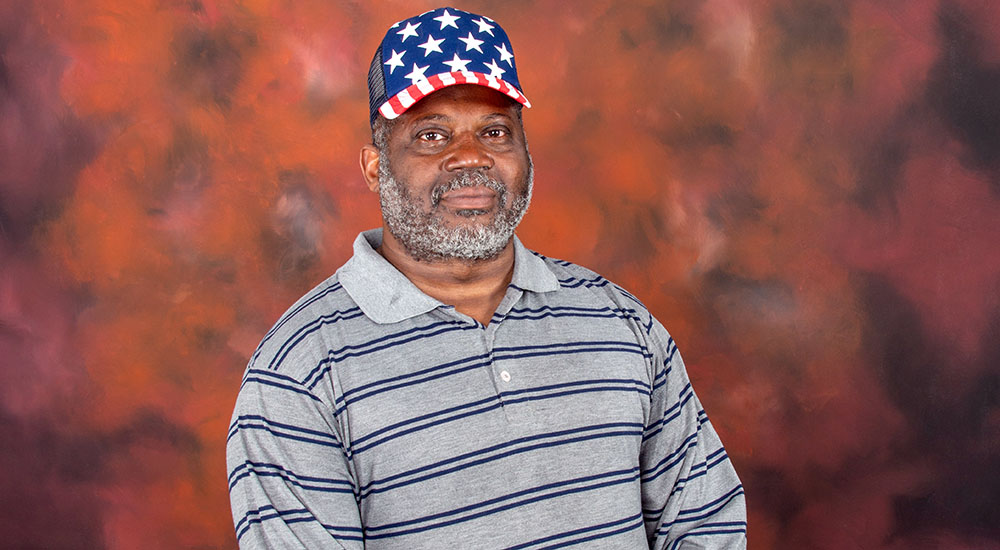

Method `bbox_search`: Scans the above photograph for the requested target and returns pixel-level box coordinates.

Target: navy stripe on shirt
[358,422,645,500]
[363,468,642,540]
[504,511,645,550]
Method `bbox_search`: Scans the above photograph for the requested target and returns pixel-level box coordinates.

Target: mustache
[430,170,506,207]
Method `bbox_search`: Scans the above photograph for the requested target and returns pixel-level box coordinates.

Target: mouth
[436,185,498,212]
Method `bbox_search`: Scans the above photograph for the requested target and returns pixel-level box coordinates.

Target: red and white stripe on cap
[378,71,531,120]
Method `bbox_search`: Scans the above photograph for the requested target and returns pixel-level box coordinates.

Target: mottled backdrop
[2,0,998,548]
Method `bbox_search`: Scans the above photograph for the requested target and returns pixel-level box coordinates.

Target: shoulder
[532,251,654,316]
[245,273,369,381]
[526,250,685,388]
[529,250,659,338]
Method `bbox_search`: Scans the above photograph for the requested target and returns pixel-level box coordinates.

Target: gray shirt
[227,229,746,549]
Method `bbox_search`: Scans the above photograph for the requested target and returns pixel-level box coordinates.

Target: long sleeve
[226,365,363,549]
[640,322,747,549]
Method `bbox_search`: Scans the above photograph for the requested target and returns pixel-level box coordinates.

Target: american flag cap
[367,7,531,125]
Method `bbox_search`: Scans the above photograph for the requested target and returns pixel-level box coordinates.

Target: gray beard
[377,151,533,262]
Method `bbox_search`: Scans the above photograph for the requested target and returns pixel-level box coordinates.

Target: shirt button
[500,370,511,382]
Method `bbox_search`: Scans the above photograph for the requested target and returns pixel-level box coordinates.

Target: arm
[640,323,746,549]
[227,367,363,549]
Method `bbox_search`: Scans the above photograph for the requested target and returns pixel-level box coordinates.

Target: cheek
[394,165,442,198]
[502,157,530,191]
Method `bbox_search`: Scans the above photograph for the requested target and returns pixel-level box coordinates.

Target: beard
[377,150,533,262]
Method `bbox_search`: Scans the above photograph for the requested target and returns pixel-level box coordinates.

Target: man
[228,7,746,549]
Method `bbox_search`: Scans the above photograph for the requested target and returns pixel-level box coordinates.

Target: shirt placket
[484,286,527,422]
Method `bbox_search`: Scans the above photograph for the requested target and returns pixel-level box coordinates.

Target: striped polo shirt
[227,229,746,549]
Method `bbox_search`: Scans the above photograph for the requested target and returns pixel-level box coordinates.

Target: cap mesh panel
[367,44,387,126]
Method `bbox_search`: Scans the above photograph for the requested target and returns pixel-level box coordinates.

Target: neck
[378,226,515,325]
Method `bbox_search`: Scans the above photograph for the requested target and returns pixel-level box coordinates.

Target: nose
[442,133,494,172]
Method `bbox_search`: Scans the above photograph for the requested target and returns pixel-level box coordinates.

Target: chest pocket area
[492,343,651,429]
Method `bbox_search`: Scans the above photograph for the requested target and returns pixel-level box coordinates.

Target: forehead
[396,85,520,125]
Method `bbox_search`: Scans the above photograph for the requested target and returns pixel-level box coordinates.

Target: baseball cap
[367,7,531,125]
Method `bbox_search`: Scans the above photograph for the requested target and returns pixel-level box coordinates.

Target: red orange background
[2,1,999,548]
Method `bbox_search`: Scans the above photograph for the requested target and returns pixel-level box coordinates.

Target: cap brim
[377,71,531,120]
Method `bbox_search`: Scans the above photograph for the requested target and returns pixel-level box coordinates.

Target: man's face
[375,85,533,262]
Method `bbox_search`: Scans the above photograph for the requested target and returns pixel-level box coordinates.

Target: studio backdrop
[1,0,998,548]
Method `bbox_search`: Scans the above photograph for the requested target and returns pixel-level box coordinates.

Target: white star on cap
[417,34,444,56]
[473,17,495,36]
[442,53,471,72]
[384,49,405,74]
[495,43,514,66]
[397,21,420,42]
[433,9,460,29]
[405,63,429,84]
[483,59,505,78]
[458,32,484,53]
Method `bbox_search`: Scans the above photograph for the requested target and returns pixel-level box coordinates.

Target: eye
[417,129,447,142]
[483,127,510,139]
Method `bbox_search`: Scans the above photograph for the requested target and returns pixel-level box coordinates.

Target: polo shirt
[227,229,746,549]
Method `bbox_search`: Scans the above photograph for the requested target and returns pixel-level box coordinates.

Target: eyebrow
[411,113,450,124]
[480,113,513,122]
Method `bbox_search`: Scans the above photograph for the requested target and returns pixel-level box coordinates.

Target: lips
[437,186,497,210]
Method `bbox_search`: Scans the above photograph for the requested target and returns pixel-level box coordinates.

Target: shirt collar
[509,233,561,294]
[338,228,559,324]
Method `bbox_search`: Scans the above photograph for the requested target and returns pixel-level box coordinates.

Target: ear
[360,145,381,193]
